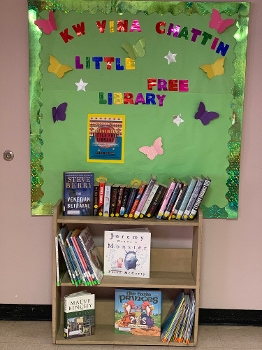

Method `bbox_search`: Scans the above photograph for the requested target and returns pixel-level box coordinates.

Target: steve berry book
[64,291,95,339]
[115,288,162,336]
[103,229,151,278]
[63,171,94,216]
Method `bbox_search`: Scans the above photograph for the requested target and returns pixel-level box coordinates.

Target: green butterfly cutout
[121,38,146,60]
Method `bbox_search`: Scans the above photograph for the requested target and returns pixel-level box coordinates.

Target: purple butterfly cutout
[52,102,67,123]
[194,102,219,125]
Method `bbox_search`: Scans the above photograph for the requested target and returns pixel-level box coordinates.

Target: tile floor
[0,321,262,349]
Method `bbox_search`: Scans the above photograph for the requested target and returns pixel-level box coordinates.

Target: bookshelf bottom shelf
[55,324,195,346]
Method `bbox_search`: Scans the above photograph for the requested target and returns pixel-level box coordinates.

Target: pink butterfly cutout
[139,137,164,160]
[209,9,235,34]
[34,11,57,35]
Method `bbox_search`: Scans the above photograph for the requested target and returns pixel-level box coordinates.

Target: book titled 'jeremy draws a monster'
[103,229,151,278]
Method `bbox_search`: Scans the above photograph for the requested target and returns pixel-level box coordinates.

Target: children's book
[115,289,162,336]
[64,291,95,338]
[103,183,111,217]
[176,177,197,220]
[104,229,151,278]
[182,177,204,220]
[63,171,94,216]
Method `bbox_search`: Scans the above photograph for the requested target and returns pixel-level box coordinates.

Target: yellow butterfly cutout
[121,38,146,60]
[48,55,73,78]
[200,57,225,79]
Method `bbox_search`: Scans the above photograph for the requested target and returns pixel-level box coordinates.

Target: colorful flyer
[87,114,125,163]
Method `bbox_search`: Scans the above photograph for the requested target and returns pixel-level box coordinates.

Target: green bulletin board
[28,1,250,218]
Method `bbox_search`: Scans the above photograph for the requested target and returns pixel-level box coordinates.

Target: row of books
[63,289,196,342]
[62,171,211,220]
[55,225,103,286]
[161,290,196,344]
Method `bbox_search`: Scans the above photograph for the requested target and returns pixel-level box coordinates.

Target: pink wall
[1,0,261,308]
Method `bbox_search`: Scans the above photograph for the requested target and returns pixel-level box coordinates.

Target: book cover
[63,171,94,216]
[182,177,204,220]
[115,289,162,336]
[103,184,111,217]
[134,176,156,219]
[110,184,120,217]
[189,177,211,219]
[104,229,151,278]
[176,177,197,220]
[140,183,159,218]
[77,226,104,284]
[128,182,147,218]
[64,291,95,338]
[146,184,167,218]
[115,185,125,217]
[156,179,176,219]
[119,186,130,217]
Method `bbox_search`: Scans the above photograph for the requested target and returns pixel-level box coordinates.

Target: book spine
[78,235,103,283]
[98,181,105,216]
[57,229,75,284]
[55,236,60,286]
[189,178,211,219]
[68,234,90,285]
[156,181,176,219]
[110,185,119,217]
[134,177,156,219]
[146,185,167,218]
[163,181,182,219]
[93,184,99,216]
[140,183,159,218]
[182,178,204,220]
[120,187,130,216]
[176,178,197,220]
[115,186,125,217]
[66,234,84,285]
[65,245,80,285]
[124,187,138,217]
[77,236,99,284]
[71,235,94,285]
[128,183,147,218]
[169,184,188,219]
[103,184,111,217]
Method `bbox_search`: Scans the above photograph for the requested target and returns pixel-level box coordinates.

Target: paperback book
[63,171,94,216]
[115,289,162,336]
[104,229,151,278]
[64,291,95,339]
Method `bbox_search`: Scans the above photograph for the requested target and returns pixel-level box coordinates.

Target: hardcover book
[115,288,162,336]
[103,184,111,217]
[140,183,159,218]
[176,177,197,220]
[104,229,151,278]
[115,185,125,217]
[110,184,120,217]
[97,180,105,216]
[156,179,176,219]
[63,171,94,216]
[134,177,156,219]
[93,182,99,216]
[189,177,211,219]
[182,177,204,220]
[128,182,147,218]
[146,184,167,218]
[64,291,95,339]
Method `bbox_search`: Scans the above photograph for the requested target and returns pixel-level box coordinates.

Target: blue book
[176,177,197,220]
[63,171,94,216]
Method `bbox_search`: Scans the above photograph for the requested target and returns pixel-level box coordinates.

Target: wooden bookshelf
[52,199,202,346]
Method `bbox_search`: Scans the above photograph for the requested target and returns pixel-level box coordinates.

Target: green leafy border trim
[28,1,250,218]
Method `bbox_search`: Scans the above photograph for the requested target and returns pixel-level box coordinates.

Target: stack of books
[161,290,196,344]
[62,171,211,220]
[56,225,103,286]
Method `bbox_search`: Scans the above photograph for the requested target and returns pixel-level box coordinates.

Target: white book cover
[104,229,151,278]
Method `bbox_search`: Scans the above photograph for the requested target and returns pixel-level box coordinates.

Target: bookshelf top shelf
[54,200,201,227]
